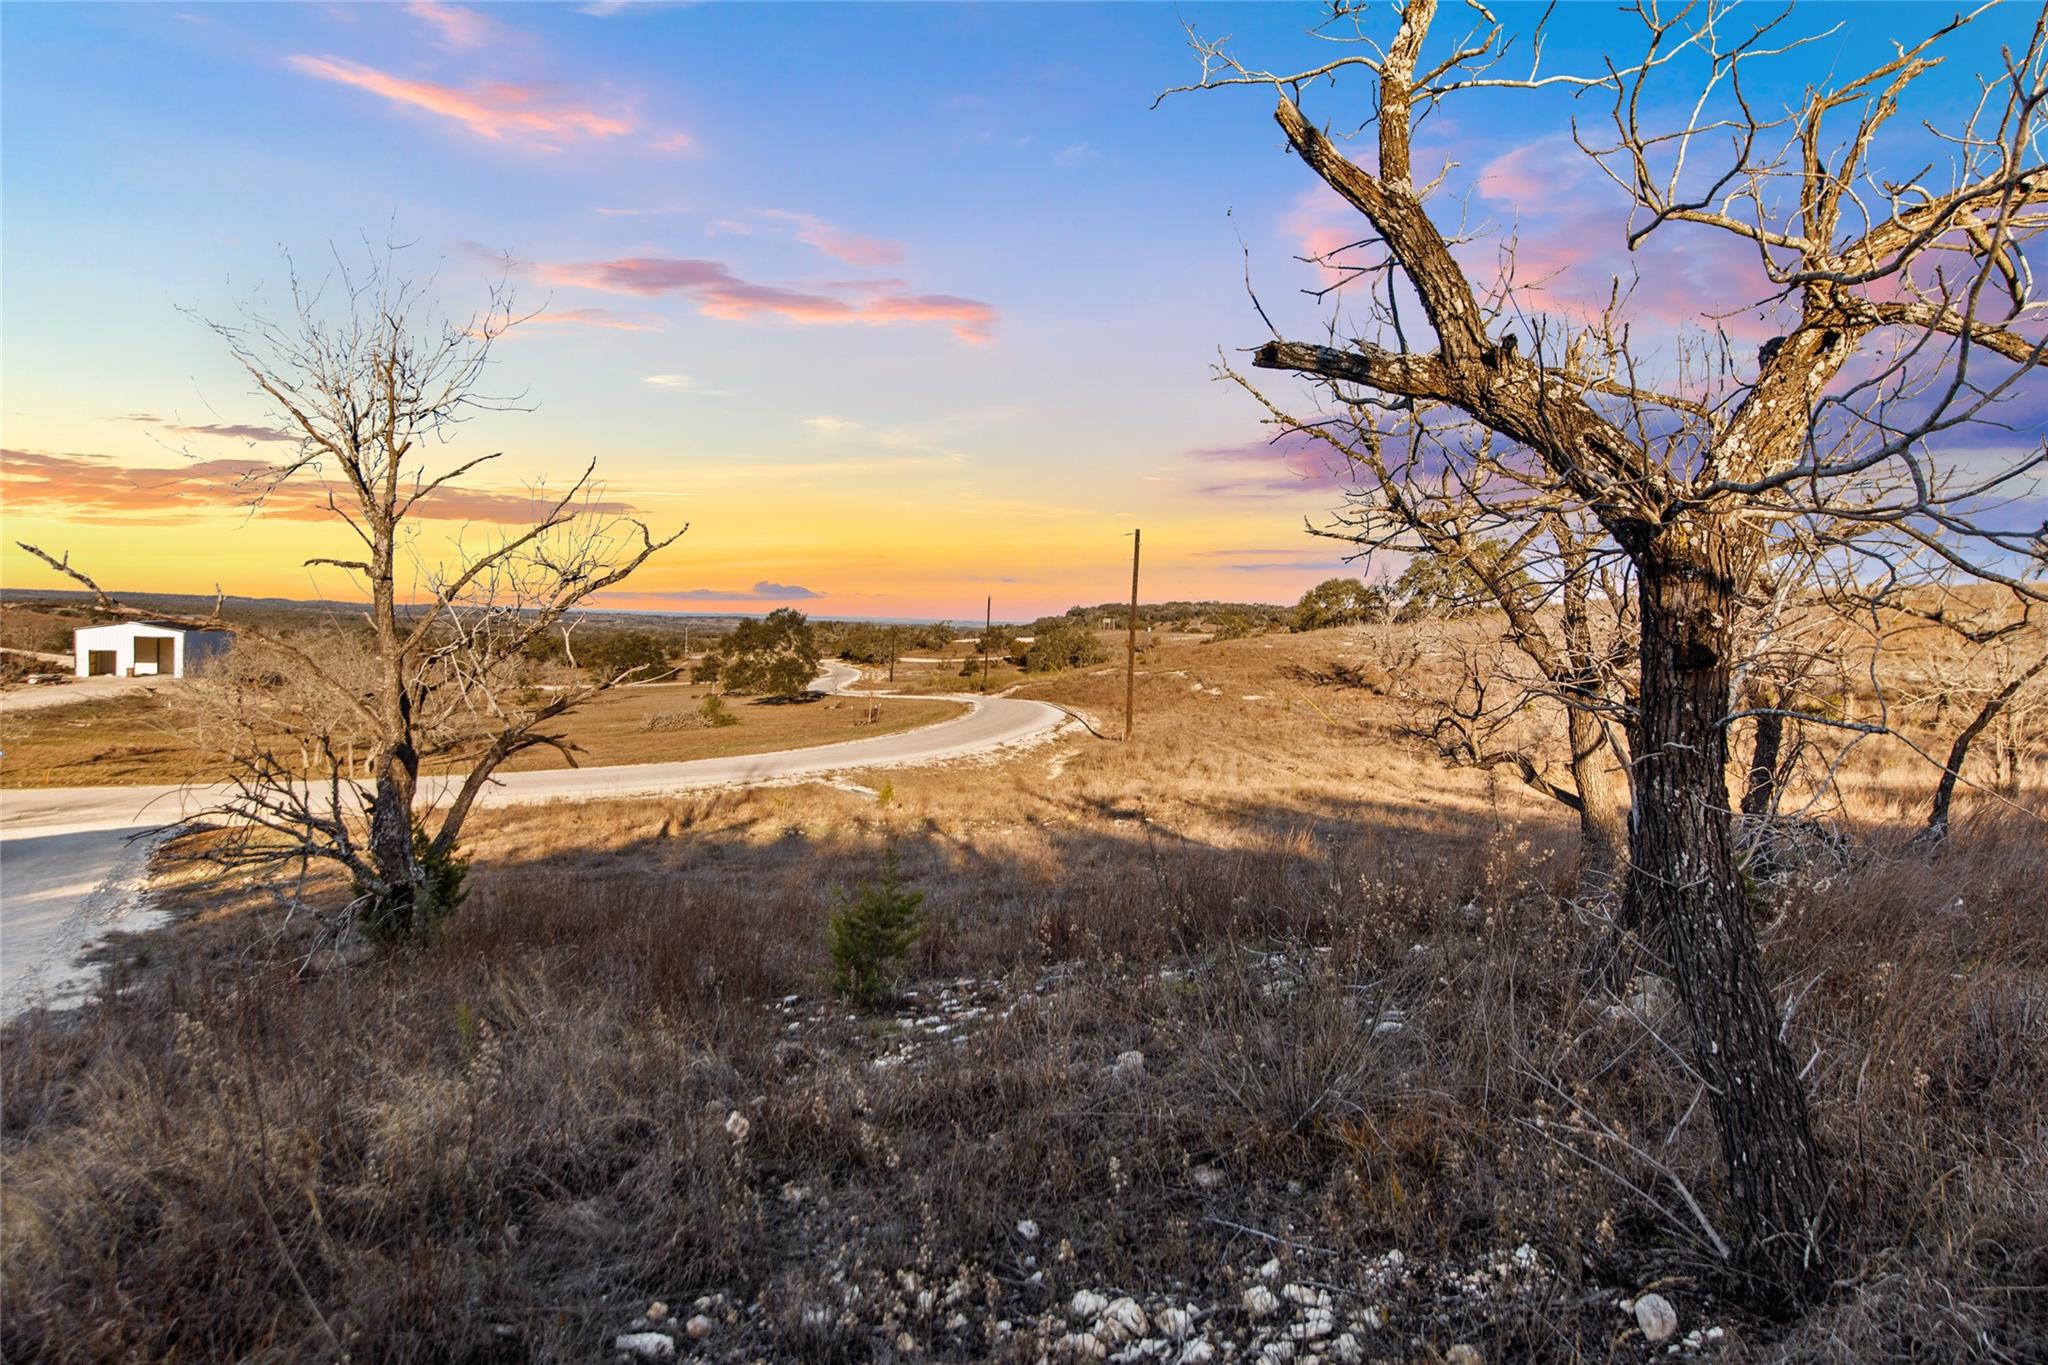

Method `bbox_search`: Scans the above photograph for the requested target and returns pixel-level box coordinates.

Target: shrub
[1019,622,1107,674]
[1208,611,1259,641]
[698,694,739,728]
[716,609,821,700]
[1292,577,1389,631]
[579,630,674,683]
[356,830,470,946]
[826,850,924,1006]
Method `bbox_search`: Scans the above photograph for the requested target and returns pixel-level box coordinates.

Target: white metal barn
[72,622,231,679]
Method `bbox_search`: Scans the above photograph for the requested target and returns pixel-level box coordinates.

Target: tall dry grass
[3,627,2042,1361]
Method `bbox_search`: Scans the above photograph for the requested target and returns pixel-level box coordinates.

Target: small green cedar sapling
[828,849,924,1006]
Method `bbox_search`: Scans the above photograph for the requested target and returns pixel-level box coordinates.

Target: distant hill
[1038,599,1292,632]
[0,588,758,640]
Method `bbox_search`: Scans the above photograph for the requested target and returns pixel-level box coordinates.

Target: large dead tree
[1169,0,2047,1303]
[23,252,682,942]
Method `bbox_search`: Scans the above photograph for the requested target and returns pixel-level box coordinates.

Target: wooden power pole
[982,595,992,693]
[1125,528,1141,741]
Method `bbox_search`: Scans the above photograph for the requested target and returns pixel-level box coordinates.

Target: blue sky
[3,2,2036,617]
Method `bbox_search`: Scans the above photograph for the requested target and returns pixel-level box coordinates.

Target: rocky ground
[595,969,1734,1365]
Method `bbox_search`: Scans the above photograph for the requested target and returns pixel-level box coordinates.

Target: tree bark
[1566,697,1629,893]
[1626,536,1834,1304]
[1739,702,1786,819]
[1559,561,1629,893]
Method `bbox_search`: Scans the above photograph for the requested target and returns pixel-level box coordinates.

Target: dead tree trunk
[1627,539,1834,1304]
[1560,562,1629,891]
[1740,700,1786,819]
[1566,702,1629,889]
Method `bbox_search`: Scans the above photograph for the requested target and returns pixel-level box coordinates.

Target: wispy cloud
[642,373,729,395]
[545,254,997,343]
[1186,430,1358,499]
[119,414,294,443]
[638,581,825,602]
[759,210,905,267]
[405,1,500,50]
[2,448,636,525]
[523,306,660,332]
[1281,183,1365,282]
[288,55,637,146]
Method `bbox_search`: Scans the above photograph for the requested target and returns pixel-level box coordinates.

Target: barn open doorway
[87,650,116,676]
[132,637,173,676]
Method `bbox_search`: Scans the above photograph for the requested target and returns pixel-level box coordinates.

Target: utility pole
[982,595,992,693]
[1125,528,1141,741]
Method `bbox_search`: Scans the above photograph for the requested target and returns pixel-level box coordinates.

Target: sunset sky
[2,1,2030,621]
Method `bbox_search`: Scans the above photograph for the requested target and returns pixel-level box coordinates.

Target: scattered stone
[1156,1306,1195,1341]
[1445,1346,1484,1365]
[723,1110,751,1143]
[1057,1329,1109,1358]
[1017,1218,1041,1242]
[684,1314,713,1340]
[613,1332,676,1362]
[1100,1297,1148,1341]
[1634,1292,1678,1344]
[645,1301,669,1323]
[1258,1257,1282,1281]
[1070,1290,1110,1319]
[1242,1284,1280,1319]
[1112,1049,1146,1079]
[1177,1342,1217,1365]
[1190,1165,1228,1190]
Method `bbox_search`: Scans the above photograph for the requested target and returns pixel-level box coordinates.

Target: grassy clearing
[0,682,963,788]
[2,627,2043,1361]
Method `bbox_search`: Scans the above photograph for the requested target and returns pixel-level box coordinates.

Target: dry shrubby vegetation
[0,670,957,789]
[5,2,2046,1359]
[4,624,2043,1362]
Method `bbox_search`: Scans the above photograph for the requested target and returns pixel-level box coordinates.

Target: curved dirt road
[0,666,1068,1017]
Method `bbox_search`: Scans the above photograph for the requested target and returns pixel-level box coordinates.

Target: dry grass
[2,627,2044,1362]
[0,682,962,788]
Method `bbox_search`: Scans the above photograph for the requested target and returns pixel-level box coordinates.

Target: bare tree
[22,250,682,942]
[1271,413,1640,890]
[1167,0,2047,1301]
[1829,546,2048,845]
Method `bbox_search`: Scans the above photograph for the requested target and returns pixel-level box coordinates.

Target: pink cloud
[1281,185,1365,282]
[521,306,660,332]
[545,255,996,343]
[650,131,695,154]
[2,448,636,525]
[759,210,906,267]
[288,55,636,146]
[1476,136,1591,204]
[1187,429,1358,499]
[405,1,498,49]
